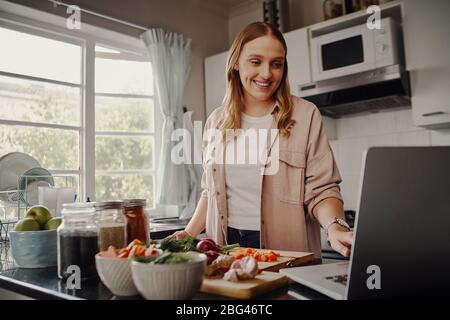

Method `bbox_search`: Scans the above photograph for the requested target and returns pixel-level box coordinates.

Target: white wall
[328,109,450,211]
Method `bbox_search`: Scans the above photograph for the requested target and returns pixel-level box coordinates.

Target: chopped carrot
[228,248,280,262]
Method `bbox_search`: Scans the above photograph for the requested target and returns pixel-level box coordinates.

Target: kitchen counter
[0,239,330,300]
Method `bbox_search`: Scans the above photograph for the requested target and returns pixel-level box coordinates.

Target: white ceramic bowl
[131,252,206,300]
[95,254,138,297]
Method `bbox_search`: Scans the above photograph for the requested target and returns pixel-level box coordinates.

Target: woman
[172,22,353,258]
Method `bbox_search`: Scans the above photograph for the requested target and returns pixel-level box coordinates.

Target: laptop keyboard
[324,274,348,286]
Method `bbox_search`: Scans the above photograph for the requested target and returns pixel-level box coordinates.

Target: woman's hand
[327,224,354,257]
[170,230,192,240]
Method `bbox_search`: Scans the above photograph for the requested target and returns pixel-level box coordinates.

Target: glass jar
[57,202,98,280]
[123,199,150,245]
[94,201,127,251]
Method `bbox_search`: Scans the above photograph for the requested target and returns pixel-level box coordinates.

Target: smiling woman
[172,21,353,259]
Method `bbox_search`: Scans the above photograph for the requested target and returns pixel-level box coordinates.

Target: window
[94,45,155,206]
[0,16,156,220]
[0,25,81,219]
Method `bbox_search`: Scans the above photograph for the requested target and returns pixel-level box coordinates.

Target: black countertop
[0,242,329,300]
[0,225,331,300]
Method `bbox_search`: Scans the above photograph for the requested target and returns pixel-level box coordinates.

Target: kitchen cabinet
[283,27,311,96]
[403,0,450,128]
[204,51,228,117]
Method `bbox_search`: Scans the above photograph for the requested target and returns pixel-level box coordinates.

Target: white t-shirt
[225,112,274,231]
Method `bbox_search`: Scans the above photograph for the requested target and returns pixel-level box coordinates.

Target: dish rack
[0,174,77,242]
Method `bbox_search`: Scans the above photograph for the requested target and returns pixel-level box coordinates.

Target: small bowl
[131,252,206,300]
[9,229,57,268]
[95,254,138,297]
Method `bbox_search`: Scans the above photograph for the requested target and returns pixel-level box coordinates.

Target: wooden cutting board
[200,271,288,299]
[228,248,315,272]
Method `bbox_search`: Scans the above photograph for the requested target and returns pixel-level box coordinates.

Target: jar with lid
[123,199,150,245]
[94,201,127,251]
[57,202,98,280]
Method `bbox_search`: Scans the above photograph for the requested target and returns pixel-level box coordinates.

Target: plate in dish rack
[0,152,41,203]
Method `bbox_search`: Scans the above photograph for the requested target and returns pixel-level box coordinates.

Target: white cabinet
[403,0,450,128]
[283,27,311,96]
[204,51,228,118]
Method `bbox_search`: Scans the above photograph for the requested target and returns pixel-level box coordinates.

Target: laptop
[280,147,450,299]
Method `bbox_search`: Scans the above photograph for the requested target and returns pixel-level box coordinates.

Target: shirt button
[261,245,266,249]
[216,191,220,195]
[213,168,217,172]
[261,220,265,224]
[221,216,224,220]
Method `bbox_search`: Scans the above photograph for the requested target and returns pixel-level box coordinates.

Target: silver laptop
[281,147,450,300]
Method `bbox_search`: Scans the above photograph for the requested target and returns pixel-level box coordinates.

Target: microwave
[311,18,403,82]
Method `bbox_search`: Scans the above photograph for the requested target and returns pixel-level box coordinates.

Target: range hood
[299,65,411,118]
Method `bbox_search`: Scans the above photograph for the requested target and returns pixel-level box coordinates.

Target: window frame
[0,2,160,214]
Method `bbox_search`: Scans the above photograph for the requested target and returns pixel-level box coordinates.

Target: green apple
[44,217,62,230]
[25,205,53,229]
[14,218,40,231]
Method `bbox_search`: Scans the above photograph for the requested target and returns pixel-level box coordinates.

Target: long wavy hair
[221,22,295,138]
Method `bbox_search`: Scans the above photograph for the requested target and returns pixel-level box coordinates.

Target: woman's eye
[250,60,261,65]
[273,61,284,68]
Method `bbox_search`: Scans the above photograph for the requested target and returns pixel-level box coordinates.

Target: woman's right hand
[170,230,192,240]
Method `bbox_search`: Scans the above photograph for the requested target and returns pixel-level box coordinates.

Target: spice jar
[94,201,127,251]
[57,202,98,280]
[123,199,150,245]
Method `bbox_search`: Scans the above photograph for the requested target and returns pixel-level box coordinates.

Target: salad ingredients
[204,250,220,265]
[204,254,235,277]
[99,239,162,259]
[160,236,200,252]
[223,256,259,282]
[230,248,280,262]
[133,252,191,265]
[196,238,218,252]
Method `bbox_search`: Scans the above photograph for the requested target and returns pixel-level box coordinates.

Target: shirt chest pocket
[277,150,306,205]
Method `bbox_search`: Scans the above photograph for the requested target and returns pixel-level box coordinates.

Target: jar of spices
[58,202,98,280]
[94,201,127,251]
[123,199,150,245]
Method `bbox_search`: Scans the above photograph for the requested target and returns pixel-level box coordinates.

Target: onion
[204,250,220,265]
[196,238,218,252]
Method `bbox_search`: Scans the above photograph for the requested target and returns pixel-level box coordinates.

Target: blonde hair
[221,22,295,138]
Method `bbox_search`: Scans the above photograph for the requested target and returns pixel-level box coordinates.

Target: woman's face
[235,35,286,105]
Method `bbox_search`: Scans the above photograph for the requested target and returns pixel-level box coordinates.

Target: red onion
[196,238,218,252]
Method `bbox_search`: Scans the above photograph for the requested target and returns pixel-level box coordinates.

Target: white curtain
[141,28,192,214]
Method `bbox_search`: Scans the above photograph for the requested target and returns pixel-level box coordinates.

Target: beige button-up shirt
[201,96,343,258]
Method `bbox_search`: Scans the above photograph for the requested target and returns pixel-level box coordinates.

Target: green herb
[159,236,200,252]
[133,255,158,264]
[219,243,240,254]
[154,252,191,264]
[133,251,191,264]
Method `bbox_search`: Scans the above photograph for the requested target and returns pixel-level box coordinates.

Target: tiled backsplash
[328,108,450,210]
